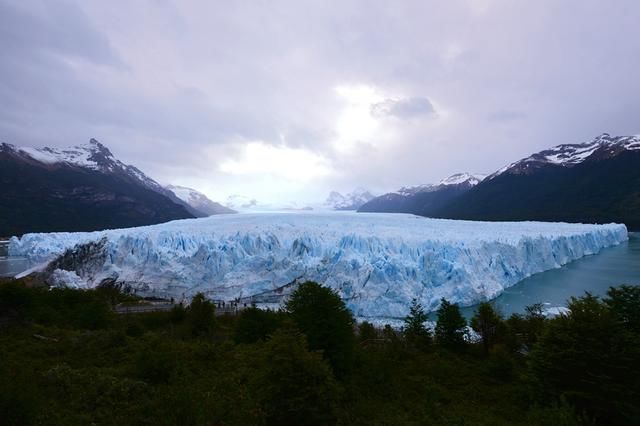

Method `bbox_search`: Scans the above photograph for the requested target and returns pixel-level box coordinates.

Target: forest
[1,279,639,425]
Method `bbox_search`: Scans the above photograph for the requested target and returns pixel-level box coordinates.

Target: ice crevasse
[9,212,628,320]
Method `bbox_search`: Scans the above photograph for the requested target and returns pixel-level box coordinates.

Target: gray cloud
[370,97,435,119]
[0,1,121,66]
[1,0,639,203]
[487,110,527,123]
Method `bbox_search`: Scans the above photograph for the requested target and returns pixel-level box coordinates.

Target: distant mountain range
[166,185,235,216]
[325,188,376,210]
[359,173,485,215]
[220,189,375,212]
[3,133,637,236]
[360,134,640,231]
[0,139,230,236]
[225,194,260,211]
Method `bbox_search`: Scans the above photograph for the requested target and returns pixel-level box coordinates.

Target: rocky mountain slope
[360,134,640,230]
[358,173,485,215]
[438,134,640,230]
[0,139,194,236]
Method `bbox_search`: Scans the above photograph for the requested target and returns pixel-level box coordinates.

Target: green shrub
[286,282,355,377]
[435,298,467,350]
[234,307,283,344]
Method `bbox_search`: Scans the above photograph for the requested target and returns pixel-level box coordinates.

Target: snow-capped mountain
[439,172,487,186]
[10,213,626,319]
[12,138,166,192]
[325,188,375,210]
[359,173,485,215]
[396,173,486,196]
[0,139,195,236]
[6,138,211,217]
[489,133,640,179]
[225,195,259,210]
[439,134,640,230]
[166,185,236,216]
[223,195,315,212]
[361,134,640,230]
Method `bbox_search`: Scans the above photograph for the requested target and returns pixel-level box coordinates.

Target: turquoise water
[0,256,29,277]
[459,233,640,318]
[0,240,29,277]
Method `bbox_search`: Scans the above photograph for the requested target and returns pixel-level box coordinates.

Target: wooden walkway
[114,303,174,314]
[114,301,252,316]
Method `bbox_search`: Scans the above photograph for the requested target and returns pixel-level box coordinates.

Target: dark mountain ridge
[0,139,195,236]
[359,134,640,231]
[437,137,640,230]
[358,173,485,215]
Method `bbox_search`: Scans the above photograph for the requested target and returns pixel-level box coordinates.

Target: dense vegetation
[1,280,639,425]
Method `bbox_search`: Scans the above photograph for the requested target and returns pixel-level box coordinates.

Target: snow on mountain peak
[166,185,235,216]
[438,172,487,186]
[166,185,205,205]
[396,172,486,196]
[325,188,375,210]
[491,134,640,179]
[13,138,118,171]
[225,194,259,210]
[396,184,436,196]
[3,138,170,194]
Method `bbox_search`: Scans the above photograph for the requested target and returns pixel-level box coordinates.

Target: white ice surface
[9,212,628,320]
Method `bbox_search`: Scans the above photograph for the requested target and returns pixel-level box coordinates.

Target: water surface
[0,257,29,277]
[459,232,640,318]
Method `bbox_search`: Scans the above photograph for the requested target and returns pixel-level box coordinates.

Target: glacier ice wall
[9,212,628,319]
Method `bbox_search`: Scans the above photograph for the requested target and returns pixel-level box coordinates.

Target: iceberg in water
[9,212,628,320]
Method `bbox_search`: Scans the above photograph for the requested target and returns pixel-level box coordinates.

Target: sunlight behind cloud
[219,141,332,181]
[334,84,384,153]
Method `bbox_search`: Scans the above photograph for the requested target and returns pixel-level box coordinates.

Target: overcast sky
[1,0,639,205]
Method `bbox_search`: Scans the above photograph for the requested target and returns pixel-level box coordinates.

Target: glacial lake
[0,240,27,278]
[0,256,30,278]
[1,233,638,318]
[459,232,640,318]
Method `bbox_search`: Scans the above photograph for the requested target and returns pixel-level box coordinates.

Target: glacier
[9,212,628,320]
